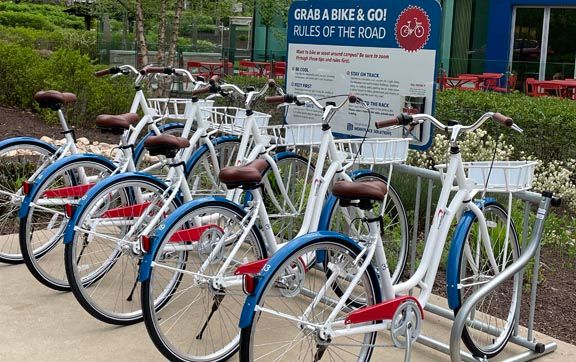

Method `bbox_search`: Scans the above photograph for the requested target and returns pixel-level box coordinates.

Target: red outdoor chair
[494,74,517,93]
[239,61,260,77]
[186,61,209,82]
[525,78,545,97]
[272,61,286,79]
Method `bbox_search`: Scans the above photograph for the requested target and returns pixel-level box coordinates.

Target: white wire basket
[335,138,410,165]
[263,123,325,147]
[205,107,271,135]
[436,160,538,192]
[147,98,214,120]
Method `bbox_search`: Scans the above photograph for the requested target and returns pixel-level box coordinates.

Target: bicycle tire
[261,152,315,242]
[19,155,117,290]
[133,123,186,177]
[0,137,56,264]
[141,199,267,362]
[185,137,241,197]
[239,232,381,362]
[447,201,520,358]
[323,172,409,292]
[64,173,181,324]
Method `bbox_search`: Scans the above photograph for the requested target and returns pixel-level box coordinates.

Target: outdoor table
[460,73,502,90]
[251,61,271,77]
[197,62,225,78]
[444,75,479,90]
[538,80,576,99]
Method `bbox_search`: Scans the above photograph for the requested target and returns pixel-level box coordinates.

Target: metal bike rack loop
[376,163,557,362]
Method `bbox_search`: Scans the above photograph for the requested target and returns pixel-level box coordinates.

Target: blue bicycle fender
[139,196,248,282]
[445,197,496,310]
[133,123,185,162]
[0,136,57,153]
[317,169,375,231]
[63,172,173,245]
[19,154,116,218]
[184,135,240,175]
[238,231,372,329]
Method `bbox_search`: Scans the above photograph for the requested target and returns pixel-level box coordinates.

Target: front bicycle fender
[317,169,378,231]
[238,231,378,329]
[18,154,116,218]
[62,172,175,245]
[184,135,240,175]
[446,198,496,310]
[133,122,185,162]
[139,196,250,282]
[0,136,57,154]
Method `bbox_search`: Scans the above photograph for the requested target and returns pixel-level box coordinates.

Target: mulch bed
[1,105,575,345]
[0,106,117,143]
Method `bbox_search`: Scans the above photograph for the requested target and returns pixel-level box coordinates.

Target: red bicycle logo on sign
[395,6,430,52]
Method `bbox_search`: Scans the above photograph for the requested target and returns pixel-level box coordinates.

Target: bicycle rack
[379,163,558,362]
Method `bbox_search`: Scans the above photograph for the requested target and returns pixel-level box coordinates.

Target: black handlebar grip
[493,112,514,127]
[267,79,277,88]
[348,95,358,104]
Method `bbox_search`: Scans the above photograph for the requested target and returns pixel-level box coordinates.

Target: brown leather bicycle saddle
[332,180,388,202]
[95,113,140,132]
[34,90,77,110]
[219,159,269,189]
[144,134,190,158]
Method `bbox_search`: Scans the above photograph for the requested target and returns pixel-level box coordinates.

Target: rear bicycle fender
[238,231,377,329]
[133,122,185,162]
[446,198,496,310]
[184,135,240,176]
[19,154,116,218]
[62,172,176,245]
[0,136,57,154]
[318,169,380,231]
[139,196,249,282]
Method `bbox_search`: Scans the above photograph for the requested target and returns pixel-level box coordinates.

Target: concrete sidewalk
[1,262,575,361]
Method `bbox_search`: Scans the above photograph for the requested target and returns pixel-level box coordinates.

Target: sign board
[285,0,441,149]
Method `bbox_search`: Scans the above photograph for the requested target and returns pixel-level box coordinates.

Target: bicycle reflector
[242,274,256,295]
[22,181,32,195]
[140,235,151,253]
[64,203,75,218]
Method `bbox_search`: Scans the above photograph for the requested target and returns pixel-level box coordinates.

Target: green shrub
[0,11,55,30]
[0,43,133,127]
[435,89,576,162]
[0,2,84,30]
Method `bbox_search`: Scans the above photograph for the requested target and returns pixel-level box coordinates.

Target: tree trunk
[156,1,167,65]
[135,0,148,68]
[167,0,185,67]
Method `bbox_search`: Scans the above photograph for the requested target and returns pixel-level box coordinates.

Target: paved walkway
[1,262,575,361]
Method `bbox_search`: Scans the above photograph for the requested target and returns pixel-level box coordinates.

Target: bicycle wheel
[0,138,56,264]
[64,174,181,324]
[447,202,520,358]
[133,123,186,178]
[19,156,116,290]
[324,173,409,285]
[185,137,240,197]
[262,152,314,242]
[141,199,266,362]
[239,234,381,362]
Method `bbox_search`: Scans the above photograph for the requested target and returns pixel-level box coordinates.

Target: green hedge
[0,2,84,30]
[0,43,133,127]
[435,89,576,162]
[0,25,97,58]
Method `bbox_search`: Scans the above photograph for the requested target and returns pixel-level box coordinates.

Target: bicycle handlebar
[375,112,523,133]
[95,65,138,77]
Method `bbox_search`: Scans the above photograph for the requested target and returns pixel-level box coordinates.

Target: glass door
[545,8,576,79]
[511,8,544,87]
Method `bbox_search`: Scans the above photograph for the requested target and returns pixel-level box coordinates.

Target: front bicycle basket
[335,138,410,165]
[147,98,215,120]
[205,107,271,136]
[436,160,537,192]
